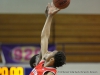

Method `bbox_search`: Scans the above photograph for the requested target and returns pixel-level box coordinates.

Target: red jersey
[29,60,57,75]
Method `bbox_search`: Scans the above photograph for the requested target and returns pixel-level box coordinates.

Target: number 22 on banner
[0,67,23,75]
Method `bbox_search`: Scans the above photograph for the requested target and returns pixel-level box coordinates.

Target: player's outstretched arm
[41,2,60,59]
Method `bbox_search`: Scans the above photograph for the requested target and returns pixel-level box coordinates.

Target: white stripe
[32,68,37,75]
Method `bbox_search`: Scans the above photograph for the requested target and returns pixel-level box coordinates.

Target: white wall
[0,0,100,14]
[57,63,100,75]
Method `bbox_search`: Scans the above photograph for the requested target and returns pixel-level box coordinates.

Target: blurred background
[0,0,100,75]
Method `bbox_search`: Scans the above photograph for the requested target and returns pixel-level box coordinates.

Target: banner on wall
[1,44,56,64]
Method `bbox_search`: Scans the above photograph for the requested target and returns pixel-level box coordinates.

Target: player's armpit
[46,72,55,75]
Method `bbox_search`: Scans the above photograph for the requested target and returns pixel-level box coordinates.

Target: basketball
[53,0,70,9]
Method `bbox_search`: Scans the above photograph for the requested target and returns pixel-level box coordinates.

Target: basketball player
[29,2,66,75]
[30,54,39,68]
[29,3,57,69]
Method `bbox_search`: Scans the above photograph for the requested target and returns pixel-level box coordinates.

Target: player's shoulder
[36,60,45,65]
[39,60,45,63]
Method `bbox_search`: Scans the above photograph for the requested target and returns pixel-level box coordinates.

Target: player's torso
[30,61,56,75]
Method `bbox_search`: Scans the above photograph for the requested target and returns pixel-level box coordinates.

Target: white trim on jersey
[45,67,56,69]
[32,68,37,75]
[42,70,56,75]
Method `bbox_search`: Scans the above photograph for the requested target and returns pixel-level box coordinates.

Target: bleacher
[0,14,100,62]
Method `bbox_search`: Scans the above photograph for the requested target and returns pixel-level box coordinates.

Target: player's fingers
[45,6,48,13]
[53,8,60,13]
[48,3,51,8]
[57,9,61,11]
[51,2,54,7]
[46,5,48,10]
[55,8,60,12]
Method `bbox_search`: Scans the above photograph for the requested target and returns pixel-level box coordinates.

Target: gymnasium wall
[0,1,100,75]
[0,14,100,62]
[0,0,100,14]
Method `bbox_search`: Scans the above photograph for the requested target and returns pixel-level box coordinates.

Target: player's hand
[45,2,60,16]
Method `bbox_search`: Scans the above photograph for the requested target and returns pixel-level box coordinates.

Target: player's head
[30,54,39,68]
[53,51,66,68]
[44,50,66,68]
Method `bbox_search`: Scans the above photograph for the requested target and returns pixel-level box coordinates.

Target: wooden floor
[0,14,100,62]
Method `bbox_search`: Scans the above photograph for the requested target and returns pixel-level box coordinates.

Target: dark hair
[30,54,39,68]
[53,51,66,68]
